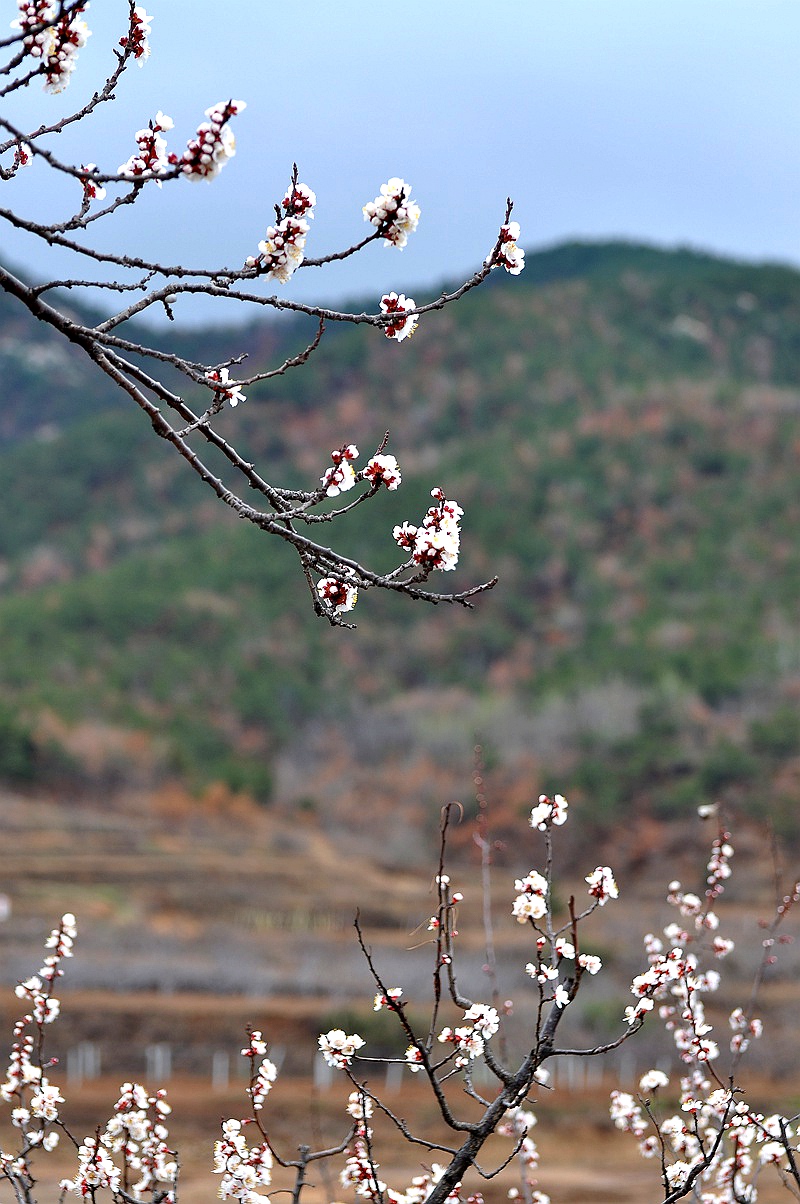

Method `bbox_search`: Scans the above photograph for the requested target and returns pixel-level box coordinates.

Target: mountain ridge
[2,239,800,848]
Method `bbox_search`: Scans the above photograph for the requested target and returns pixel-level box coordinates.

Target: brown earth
[3,1074,795,1204]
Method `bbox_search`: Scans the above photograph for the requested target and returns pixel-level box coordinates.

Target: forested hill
[3,240,800,855]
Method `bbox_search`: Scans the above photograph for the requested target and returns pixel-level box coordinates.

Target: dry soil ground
[3,1074,796,1204]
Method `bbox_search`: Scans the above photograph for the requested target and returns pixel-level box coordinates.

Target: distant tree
[0,1,526,624]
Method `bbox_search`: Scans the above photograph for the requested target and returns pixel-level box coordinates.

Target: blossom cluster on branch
[11,0,91,94]
[393,489,463,573]
[362,177,421,248]
[244,177,315,282]
[0,1,527,622]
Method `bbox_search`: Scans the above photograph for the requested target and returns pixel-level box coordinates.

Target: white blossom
[373,987,402,1011]
[316,577,358,615]
[486,220,525,275]
[364,453,402,490]
[513,869,548,923]
[405,1044,424,1072]
[205,366,246,408]
[246,179,315,282]
[363,178,420,247]
[639,1069,669,1093]
[379,291,419,342]
[118,112,172,180]
[585,865,619,905]
[321,444,358,496]
[30,1077,63,1121]
[530,793,569,829]
[120,6,152,65]
[178,100,246,182]
[393,489,463,572]
[463,1004,500,1039]
[318,1028,365,1068]
[12,2,92,93]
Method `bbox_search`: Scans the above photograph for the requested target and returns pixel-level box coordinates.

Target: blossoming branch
[0,1,525,623]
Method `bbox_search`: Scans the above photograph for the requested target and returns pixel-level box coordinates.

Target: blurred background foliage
[3,240,800,846]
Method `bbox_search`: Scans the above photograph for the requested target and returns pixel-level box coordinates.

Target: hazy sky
[4,1,799,322]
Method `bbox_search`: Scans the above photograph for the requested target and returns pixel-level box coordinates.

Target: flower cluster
[378,291,418,341]
[438,1004,499,1068]
[68,1083,177,1200]
[118,5,151,65]
[639,1067,669,1095]
[529,793,568,830]
[283,181,316,219]
[394,1162,467,1204]
[624,943,690,1028]
[12,1,91,93]
[515,798,617,1014]
[498,1107,547,1203]
[438,1025,485,1063]
[373,987,403,1011]
[61,1136,121,1196]
[607,819,800,1197]
[609,1091,649,1139]
[205,366,246,408]
[527,939,603,984]
[393,488,463,572]
[340,1095,388,1202]
[241,1032,277,1110]
[363,453,402,490]
[1,912,75,1161]
[463,1002,501,1038]
[316,577,358,615]
[525,960,570,1009]
[253,214,310,283]
[12,141,32,171]
[172,100,246,182]
[321,444,359,496]
[729,1006,763,1056]
[319,445,402,498]
[404,1044,424,1073]
[79,163,105,203]
[118,111,173,180]
[585,865,619,906]
[10,0,53,47]
[614,1078,800,1197]
[245,180,316,283]
[342,1109,472,1204]
[363,177,420,248]
[512,869,548,923]
[213,1118,272,1203]
[1,919,174,1199]
[318,1028,365,1069]
[486,221,525,275]
[343,1123,471,1204]
[654,961,723,1063]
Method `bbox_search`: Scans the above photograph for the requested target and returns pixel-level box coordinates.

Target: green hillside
[3,241,800,842]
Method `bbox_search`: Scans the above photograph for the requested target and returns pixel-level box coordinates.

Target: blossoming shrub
[2,794,798,1204]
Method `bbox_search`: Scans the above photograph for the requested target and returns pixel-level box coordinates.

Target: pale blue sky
[4,1,799,321]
